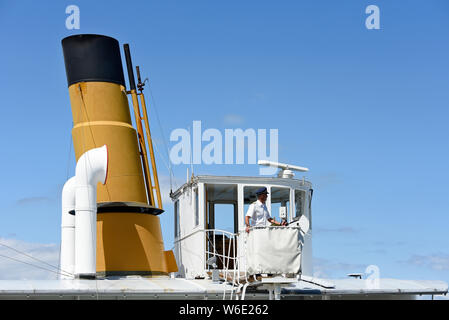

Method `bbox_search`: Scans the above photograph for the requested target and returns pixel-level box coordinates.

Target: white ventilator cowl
[60,176,76,279]
[74,145,108,278]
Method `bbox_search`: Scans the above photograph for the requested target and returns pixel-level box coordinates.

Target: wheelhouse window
[204,184,238,270]
[174,200,180,238]
[271,187,290,223]
[243,185,267,225]
[194,188,199,227]
[294,189,306,221]
[205,184,238,233]
[308,189,313,229]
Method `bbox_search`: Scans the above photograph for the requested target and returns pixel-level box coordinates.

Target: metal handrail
[174,228,242,285]
[175,226,304,290]
[205,229,238,272]
[173,227,207,243]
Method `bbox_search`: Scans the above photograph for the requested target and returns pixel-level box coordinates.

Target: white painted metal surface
[60,176,76,279]
[285,278,448,297]
[257,160,309,172]
[74,145,108,278]
[0,277,445,300]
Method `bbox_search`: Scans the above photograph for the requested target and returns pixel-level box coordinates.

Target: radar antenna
[258,160,309,178]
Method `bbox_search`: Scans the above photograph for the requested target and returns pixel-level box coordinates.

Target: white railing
[175,226,304,288]
[205,229,240,284]
[174,228,244,285]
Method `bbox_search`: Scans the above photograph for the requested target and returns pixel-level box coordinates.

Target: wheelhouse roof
[170,175,312,200]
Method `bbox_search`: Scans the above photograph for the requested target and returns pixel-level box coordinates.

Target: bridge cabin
[171,175,313,280]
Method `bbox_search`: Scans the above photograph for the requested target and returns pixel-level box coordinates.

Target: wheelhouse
[171,175,313,279]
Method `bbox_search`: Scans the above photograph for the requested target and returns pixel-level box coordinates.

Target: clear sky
[0,0,448,288]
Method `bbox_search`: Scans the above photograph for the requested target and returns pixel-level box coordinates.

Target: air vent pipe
[74,145,108,279]
[60,176,76,279]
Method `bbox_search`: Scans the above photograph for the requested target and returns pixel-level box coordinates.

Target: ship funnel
[61,34,177,277]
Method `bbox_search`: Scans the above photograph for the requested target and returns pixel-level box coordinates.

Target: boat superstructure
[0,34,447,300]
[171,174,313,281]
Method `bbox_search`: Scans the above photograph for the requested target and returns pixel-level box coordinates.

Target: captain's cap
[255,187,269,195]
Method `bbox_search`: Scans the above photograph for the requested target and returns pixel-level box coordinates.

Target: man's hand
[245,216,251,233]
[270,218,288,226]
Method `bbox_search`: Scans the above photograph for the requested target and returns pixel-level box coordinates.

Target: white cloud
[314,226,357,234]
[313,257,367,279]
[401,253,449,271]
[373,240,405,247]
[0,238,61,280]
[16,196,51,206]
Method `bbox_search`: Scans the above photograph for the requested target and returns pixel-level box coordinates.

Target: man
[245,187,286,233]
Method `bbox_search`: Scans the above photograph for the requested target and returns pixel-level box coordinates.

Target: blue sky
[0,0,448,287]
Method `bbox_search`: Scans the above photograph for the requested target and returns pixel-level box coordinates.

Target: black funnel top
[62,34,125,87]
